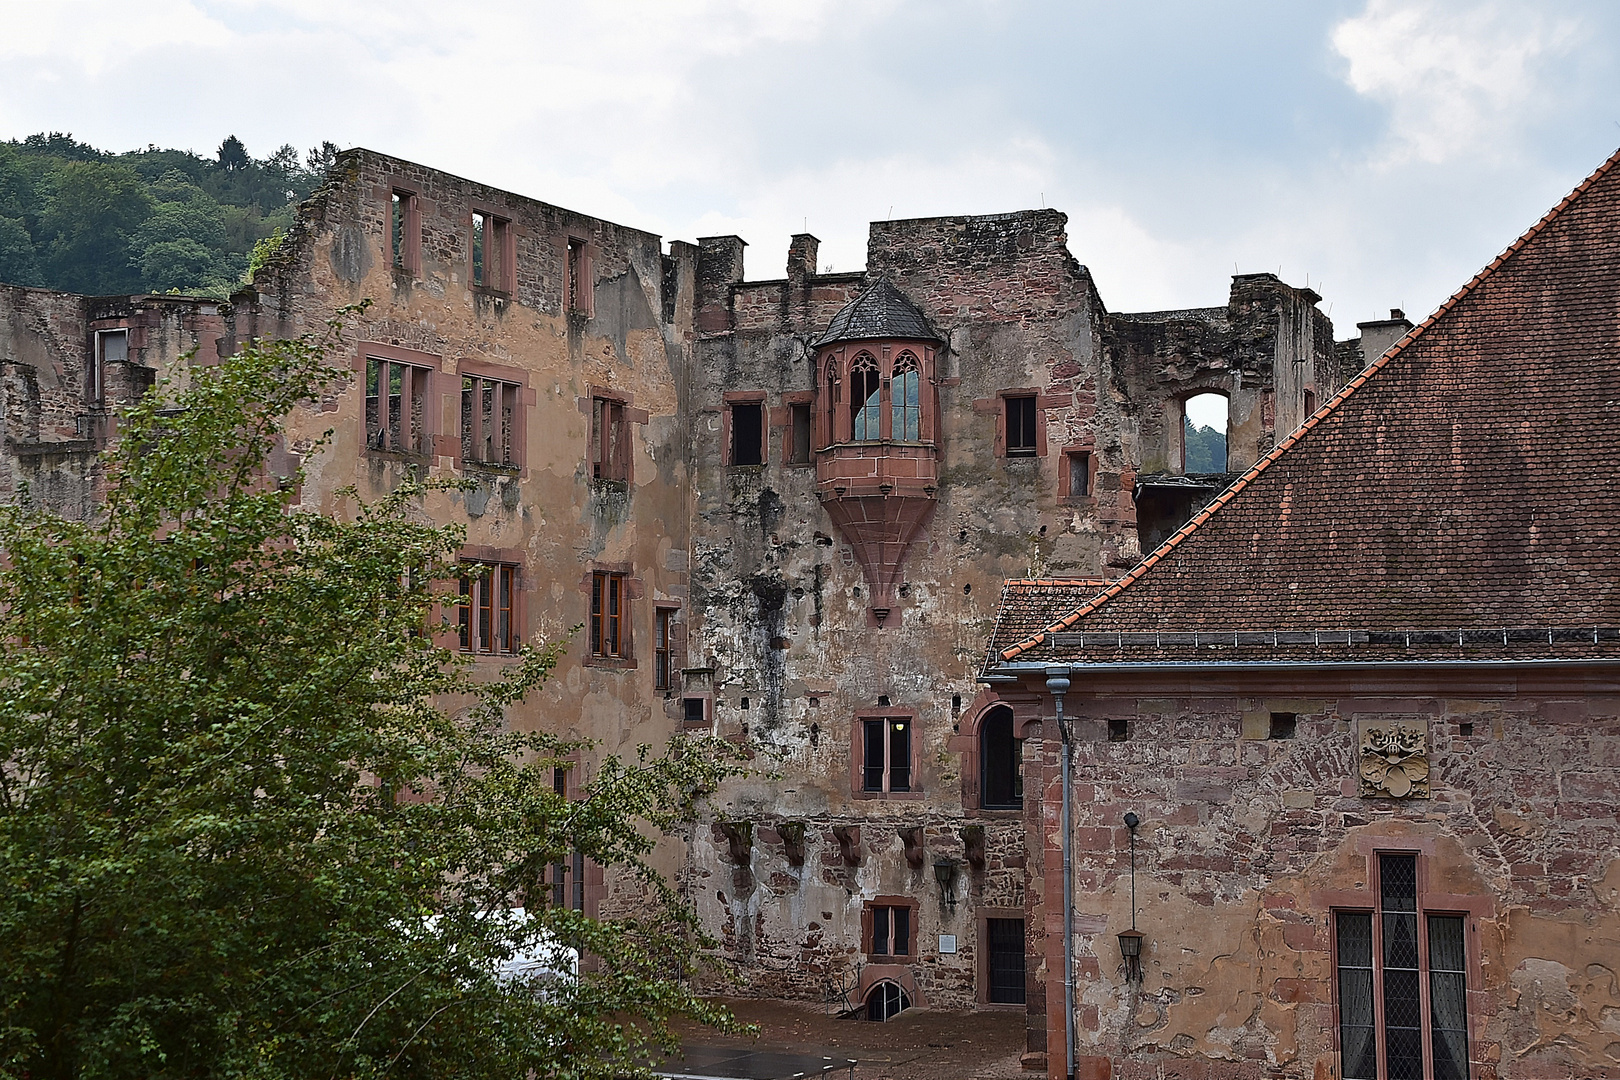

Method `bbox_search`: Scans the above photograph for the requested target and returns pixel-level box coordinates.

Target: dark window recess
[458,561,518,655]
[1068,451,1090,497]
[1335,852,1470,1080]
[683,697,706,726]
[731,402,763,466]
[980,707,1022,809]
[589,571,627,658]
[654,608,673,690]
[866,981,910,1022]
[862,718,911,793]
[1006,395,1038,455]
[789,403,813,463]
[1107,718,1130,742]
[870,905,911,957]
[987,918,1026,1004]
[1269,712,1297,739]
[392,192,406,266]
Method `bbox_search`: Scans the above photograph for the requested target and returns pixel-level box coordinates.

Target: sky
[3,0,1618,339]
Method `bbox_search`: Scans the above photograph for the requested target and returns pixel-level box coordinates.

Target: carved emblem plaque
[1358,721,1430,799]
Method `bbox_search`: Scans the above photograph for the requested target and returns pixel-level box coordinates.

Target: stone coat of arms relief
[1358,721,1431,799]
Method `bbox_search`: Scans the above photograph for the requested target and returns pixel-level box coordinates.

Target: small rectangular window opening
[869,904,912,957]
[461,375,518,466]
[1107,718,1130,742]
[654,608,674,691]
[730,402,764,466]
[862,718,912,793]
[589,571,629,659]
[391,191,418,271]
[1006,395,1038,456]
[591,397,628,482]
[471,212,510,291]
[1458,721,1474,737]
[789,403,813,463]
[1269,712,1297,739]
[683,697,707,726]
[93,329,127,407]
[1067,451,1091,497]
[566,238,591,314]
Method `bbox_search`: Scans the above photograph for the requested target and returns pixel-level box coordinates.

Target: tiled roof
[995,147,1620,667]
[985,579,1108,662]
[812,276,942,347]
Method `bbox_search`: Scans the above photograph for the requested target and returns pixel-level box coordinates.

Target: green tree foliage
[0,132,332,298]
[0,317,744,1079]
[1183,416,1228,474]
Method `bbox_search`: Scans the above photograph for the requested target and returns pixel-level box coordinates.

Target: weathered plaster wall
[1012,668,1620,1080]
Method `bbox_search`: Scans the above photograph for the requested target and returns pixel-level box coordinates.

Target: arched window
[865,980,910,1021]
[824,361,841,446]
[850,354,880,441]
[891,353,920,441]
[981,706,1022,809]
[1182,391,1228,473]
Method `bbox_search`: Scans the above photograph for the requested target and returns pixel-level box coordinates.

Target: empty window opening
[1006,395,1038,456]
[850,354,881,440]
[365,357,431,454]
[1334,853,1470,1080]
[892,352,921,440]
[981,706,1023,809]
[1182,392,1228,473]
[1107,718,1130,742]
[1458,722,1474,737]
[952,694,962,714]
[461,375,518,466]
[986,918,1027,1004]
[566,237,592,314]
[590,570,627,659]
[740,696,750,710]
[789,403,812,463]
[862,717,912,793]
[93,328,127,407]
[654,608,674,691]
[730,401,764,466]
[1067,451,1091,497]
[865,980,911,1022]
[458,561,518,655]
[1269,712,1297,740]
[591,397,628,482]
[390,190,419,272]
[471,211,511,291]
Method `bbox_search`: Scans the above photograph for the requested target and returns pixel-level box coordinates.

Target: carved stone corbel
[899,826,925,869]
[832,824,861,865]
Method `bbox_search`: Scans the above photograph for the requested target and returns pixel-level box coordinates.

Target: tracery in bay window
[825,362,841,446]
[850,354,881,441]
[892,353,920,441]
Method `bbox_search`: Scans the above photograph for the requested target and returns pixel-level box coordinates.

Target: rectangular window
[654,608,674,691]
[1334,853,1471,1080]
[1269,712,1297,739]
[471,211,511,292]
[789,403,812,463]
[391,190,419,273]
[591,397,628,482]
[683,697,707,727]
[365,357,432,454]
[868,904,912,957]
[566,237,592,315]
[461,375,519,466]
[730,401,763,466]
[457,561,518,655]
[590,571,627,659]
[1006,395,1038,456]
[93,328,127,407]
[862,717,912,794]
[1067,451,1090,497]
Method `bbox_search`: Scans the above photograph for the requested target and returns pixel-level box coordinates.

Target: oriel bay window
[1335,852,1471,1080]
[850,353,881,440]
[891,352,921,440]
[458,562,518,655]
[815,343,936,448]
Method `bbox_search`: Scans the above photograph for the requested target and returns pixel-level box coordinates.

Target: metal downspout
[1047,667,1074,1080]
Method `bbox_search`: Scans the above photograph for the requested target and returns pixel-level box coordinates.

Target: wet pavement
[663,997,1026,1080]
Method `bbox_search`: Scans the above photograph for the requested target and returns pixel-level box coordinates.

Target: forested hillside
[0,133,337,299]
[1183,417,1228,474]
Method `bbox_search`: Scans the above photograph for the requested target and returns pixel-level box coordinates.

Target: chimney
[788,233,819,285]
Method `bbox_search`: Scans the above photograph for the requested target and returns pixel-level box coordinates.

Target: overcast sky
[3,0,1617,336]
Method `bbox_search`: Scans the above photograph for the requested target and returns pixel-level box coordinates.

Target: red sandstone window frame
[781,391,814,466]
[1060,445,1094,501]
[850,708,922,800]
[589,570,628,661]
[457,559,520,656]
[357,342,441,458]
[390,186,422,275]
[469,206,515,295]
[976,907,1027,1007]
[653,605,678,691]
[566,237,594,317]
[861,896,919,958]
[590,392,630,483]
[456,357,531,473]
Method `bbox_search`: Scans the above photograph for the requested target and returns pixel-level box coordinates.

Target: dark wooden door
[987,918,1025,1004]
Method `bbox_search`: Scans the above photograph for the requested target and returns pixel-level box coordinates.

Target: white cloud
[1332,0,1579,165]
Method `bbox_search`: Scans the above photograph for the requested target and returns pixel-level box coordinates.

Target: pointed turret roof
[813,276,941,348]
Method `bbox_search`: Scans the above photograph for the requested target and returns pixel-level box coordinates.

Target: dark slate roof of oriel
[812,276,942,347]
[989,145,1620,669]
